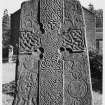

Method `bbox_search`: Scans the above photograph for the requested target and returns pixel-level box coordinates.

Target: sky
[1,0,104,14]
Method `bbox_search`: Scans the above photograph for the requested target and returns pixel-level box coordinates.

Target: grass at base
[2,91,102,105]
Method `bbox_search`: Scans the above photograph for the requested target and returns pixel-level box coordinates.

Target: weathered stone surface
[19,1,41,53]
[62,0,93,105]
[63,52,92,105]
[13,0,93,105]
[12,54,39,105]
[39,0,64,104]
[63,0,86,52]
[12,1,40,105]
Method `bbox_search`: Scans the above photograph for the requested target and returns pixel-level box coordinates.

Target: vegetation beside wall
[89,50,102,93]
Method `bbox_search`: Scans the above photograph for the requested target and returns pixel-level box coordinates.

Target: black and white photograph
[1,0,103,105]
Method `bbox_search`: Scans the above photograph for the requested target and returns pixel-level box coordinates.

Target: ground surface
[2,91,102,105]
[2,63,102,105]
[2,63,16,84]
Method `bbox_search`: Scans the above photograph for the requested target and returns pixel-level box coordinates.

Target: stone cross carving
[12,0,93,105]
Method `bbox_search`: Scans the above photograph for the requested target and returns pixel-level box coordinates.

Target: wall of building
[10,9,21,55]
[95,16,103,55]
[83,7,96,52]
[96,28,103,55]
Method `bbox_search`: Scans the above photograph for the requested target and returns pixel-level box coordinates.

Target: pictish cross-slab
[12,0,93,105]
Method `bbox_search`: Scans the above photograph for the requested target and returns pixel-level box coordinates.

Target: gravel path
[2,63,16,84]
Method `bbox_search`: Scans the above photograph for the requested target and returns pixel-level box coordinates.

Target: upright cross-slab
[12,0,93,105]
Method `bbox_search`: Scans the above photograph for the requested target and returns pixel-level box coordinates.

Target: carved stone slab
[13,1,40,105]
[40,0,63,32]
[19,1,41,53]
[63,0,93,105]
[13,0,93,105]
[63,0,86,52]
[13,54,39,105]
[39,0,64,105]
[63,52,93,105]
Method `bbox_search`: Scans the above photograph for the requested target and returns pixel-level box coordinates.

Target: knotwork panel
[40,0,63,31]
[39,0,64,104]
[19,31,41,53]
[39,32,64,105]
[19,1,41,53]
[62,29,86,51]
[63,0,86,52]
